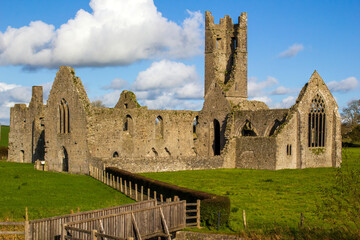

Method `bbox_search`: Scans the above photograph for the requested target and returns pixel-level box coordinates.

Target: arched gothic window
[308,94,326,147]
[124,115,133,136]
[241,120,257,136]
[59,99,70,134]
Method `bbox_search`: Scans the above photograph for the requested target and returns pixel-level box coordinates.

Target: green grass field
[0,161,134,221]
[143,148,360,235]
[0,125,9,147]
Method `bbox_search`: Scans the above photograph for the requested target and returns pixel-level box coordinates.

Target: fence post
[24,207,30,240]
[243,210,247,229]
[196,199,201,229]
[154,191,157,204]
[124,180,127,195]
[61,223,67,240]
[141,186,144,201]
[147,188,150,200]
[116,176,119,190]
[129,181,132,198]
[91,229,97,240]
[160,194,163,203]
[135,184,138,201]
[120,177,123,192]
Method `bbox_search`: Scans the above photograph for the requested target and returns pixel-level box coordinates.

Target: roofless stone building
[8,12,342,174]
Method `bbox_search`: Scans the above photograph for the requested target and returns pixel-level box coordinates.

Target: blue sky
[0,0,359,124]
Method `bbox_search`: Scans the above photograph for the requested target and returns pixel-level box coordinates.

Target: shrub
[0,146,8,160]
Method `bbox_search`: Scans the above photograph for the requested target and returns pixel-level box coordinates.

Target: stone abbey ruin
[8,12,342,174]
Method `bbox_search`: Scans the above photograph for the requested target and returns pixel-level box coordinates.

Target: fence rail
[63,200,186,240]
[89,165,201,228]
[28,200,156,240]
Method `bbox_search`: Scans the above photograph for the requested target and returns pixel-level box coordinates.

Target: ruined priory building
[8,12,342,174]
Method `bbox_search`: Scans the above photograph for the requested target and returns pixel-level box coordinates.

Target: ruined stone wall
[102,156,224,173]
[8,86,44,163]
[235,137,277,169]
[44,67,91,174]
[87,107,198,160]
[232,109,288,137]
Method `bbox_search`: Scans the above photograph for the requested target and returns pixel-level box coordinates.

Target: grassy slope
[0,125,9,147]
[0,161,134,221]
[143,148,360,232]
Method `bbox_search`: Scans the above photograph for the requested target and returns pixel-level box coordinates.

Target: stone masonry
[8,12,342,174]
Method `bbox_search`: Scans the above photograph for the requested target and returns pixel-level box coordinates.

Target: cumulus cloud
[327,77,359,93]
[103,78,128,90]
[278,43,304,58]
[250,96,272,105]
[272,96,296,109]
[133,60,203,109]
[248,76,278,97]
[96,60,204,109]
[270,86,294,95]
[0,0,204,68]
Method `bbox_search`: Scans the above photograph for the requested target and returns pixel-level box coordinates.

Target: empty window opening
[269,119,282,136]
[62,147,69,172]
[232,37,237,50]
[59,99,70,134]
[286,144,292,156]
[216,38,221,49]
[193,116,199,139]
[124,115,134,135]
[242,120,257,136]
[155,116,164,139]
[124,103,128,109]
[214,119,221,156]
[113,152,119,158]
[308,94,326,147]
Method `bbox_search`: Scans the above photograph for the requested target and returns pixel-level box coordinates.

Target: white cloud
[0,82,20,92]
[248,76,278,97]
[327,77,359,93]
[250,96,272,105]
[272,96,296,109]
[278,44,304,58]
[270,86,294,95]
[133,60,203,110]
[103,78,128,90]
[0,0,204,68]
[96,59,204,109]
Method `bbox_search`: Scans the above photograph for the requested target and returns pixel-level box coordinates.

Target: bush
[0,146,8,160]
[106,167,230,227]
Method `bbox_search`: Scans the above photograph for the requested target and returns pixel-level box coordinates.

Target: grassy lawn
[0,161,134,221]
[143,148,360,234]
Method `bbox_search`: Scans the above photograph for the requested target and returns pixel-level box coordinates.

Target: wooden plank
[131,213,142,240]
[0,222,25,226]
[0,231,25,234]
[159,208,171,240]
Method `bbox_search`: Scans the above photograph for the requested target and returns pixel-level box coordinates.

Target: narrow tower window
[308,94,326,147]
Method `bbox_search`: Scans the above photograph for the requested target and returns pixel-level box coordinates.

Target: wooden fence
[63,200,186,240]
[0,207,29,239]
[28,200,156,240]
[89,165,201,228]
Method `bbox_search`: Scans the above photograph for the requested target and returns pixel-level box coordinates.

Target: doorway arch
[61,147,69,172]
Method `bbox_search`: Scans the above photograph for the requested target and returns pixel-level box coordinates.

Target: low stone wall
[102,156,225,173]
[175,231,242,240]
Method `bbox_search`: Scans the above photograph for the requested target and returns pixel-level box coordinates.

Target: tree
[91,100,105,107]
[341,100,360,126]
